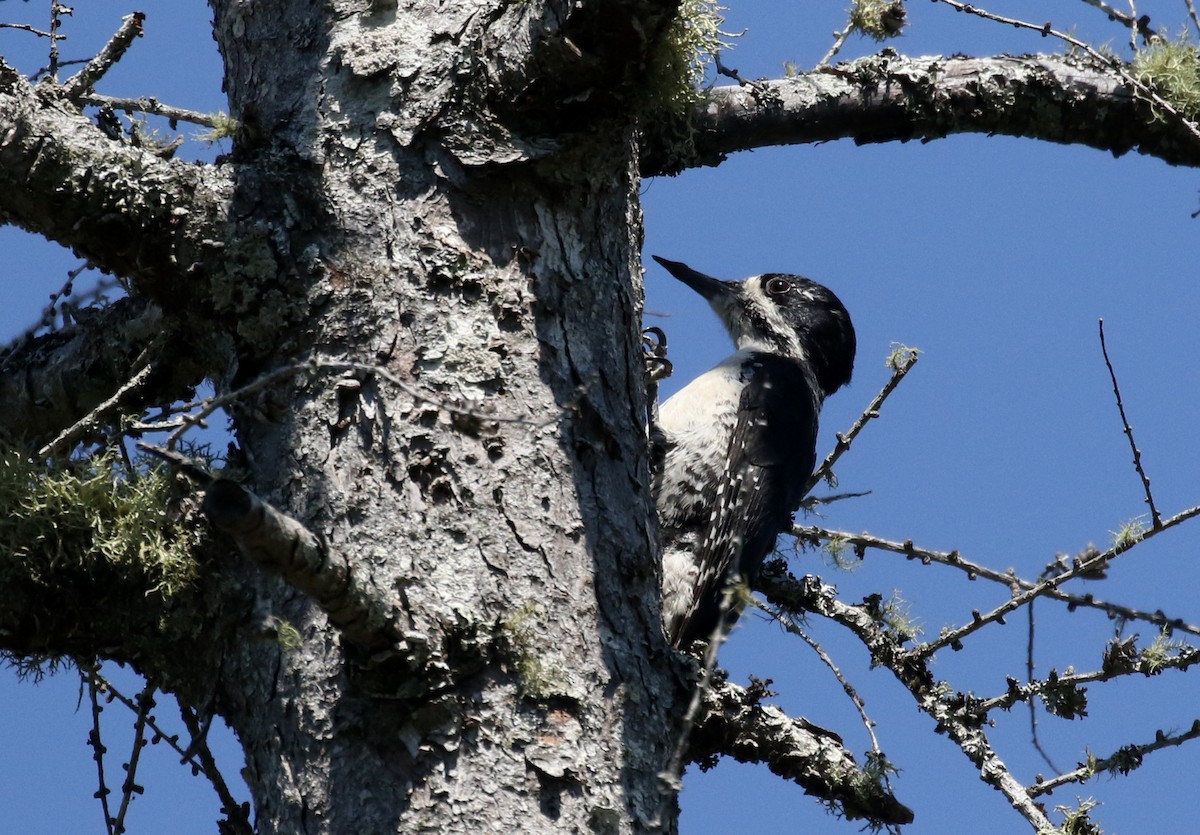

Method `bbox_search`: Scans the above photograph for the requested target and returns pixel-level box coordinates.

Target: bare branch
[0,22,54,38]
[1029,718,1200,797]
[805,345,917,495]
[0,55,233,297]
[818,23,855,69]
[1099,318,1161,527]
[979,642,1200,715]
[909,504,1200,658]
[687,676,914,826]
[929,0,1197,138]
[796,524,1200,637]
[111,681,156,835]
[1079,0,1157,41]
[47,1,70,82]
[38,363,154,457]
[1187,0,1200,36]
[755,564,1054,830]
[644,53,1200,176]
[180,471,400,653]
[79,93,227,130]
[61,12,145,100]
[84,667,117,835]
[751,597,887,758]
[177,698,253,835]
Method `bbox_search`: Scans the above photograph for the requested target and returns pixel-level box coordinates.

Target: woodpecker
[651,256,856,648]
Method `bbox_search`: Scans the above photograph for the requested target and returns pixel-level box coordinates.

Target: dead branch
[61,12,145,100]
[687,676,913,826]
[196,476,399,653]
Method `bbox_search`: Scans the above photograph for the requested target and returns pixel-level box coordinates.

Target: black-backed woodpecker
[651,256,856,648]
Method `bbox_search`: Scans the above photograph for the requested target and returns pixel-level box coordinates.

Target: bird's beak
[652,256,736,302]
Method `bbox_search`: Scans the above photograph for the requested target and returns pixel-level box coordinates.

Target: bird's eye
[765,277,791,296]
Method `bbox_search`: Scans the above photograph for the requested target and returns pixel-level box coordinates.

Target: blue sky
[3,2,1200,832]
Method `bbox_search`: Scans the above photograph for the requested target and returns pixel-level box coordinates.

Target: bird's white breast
[656,352,753,525]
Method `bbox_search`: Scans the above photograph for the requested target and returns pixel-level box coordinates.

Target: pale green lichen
[193,112,239,144]
[0,450,202,598]
[879,591,922,643]
[849,0,908,42]
[502,601,567,700]
[1141,628,1190,673]
[1109,515,1148,550]
[1133,35,1200,121]
[886,342,920,371]
[822,534,860,571]
[650,0,737,112]
[1038,797,1101,835]
[270,617,304,653]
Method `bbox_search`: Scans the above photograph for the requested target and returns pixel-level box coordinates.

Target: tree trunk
[205,2,679,832]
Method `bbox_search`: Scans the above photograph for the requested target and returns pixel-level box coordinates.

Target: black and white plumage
[651,256,856,648]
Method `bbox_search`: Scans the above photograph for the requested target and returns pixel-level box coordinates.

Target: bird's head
[652,255,856,398]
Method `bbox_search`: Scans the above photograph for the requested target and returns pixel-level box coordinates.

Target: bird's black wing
[674,354,820,647]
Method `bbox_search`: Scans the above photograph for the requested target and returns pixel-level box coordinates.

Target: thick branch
[201,479,399,652]
[0,57,232,302]
[643,53,1200,175]
[0,297,199,448]
[688,677,913,825]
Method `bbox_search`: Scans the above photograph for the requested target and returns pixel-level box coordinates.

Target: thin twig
[979,644,1200,715]
[0,22,54,37]
[47,1,70,82]
[31,56,87,83]
[713,53,780,106]
[661,598,733,792]
[0,262,96,372]
[1026,599,1063,774]
[754,597,886,756]
[178,699,253,835]
[61,12,144,100]
[907,504,1200,659]
[84,667,117,835]
[1077,0,1158,42]
[757,567,1054,831]
[39,363,154,456]
[112,682,156,835]
[714,54,750,86]
[83,668,207,766]
[1029,718,1200,797]
[1099,318,1161,527]
[1187,0,1200,37]
[79,93,226,129]
[794,525,1200,638]
[805,345,918,495]
[818,22,855,68]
